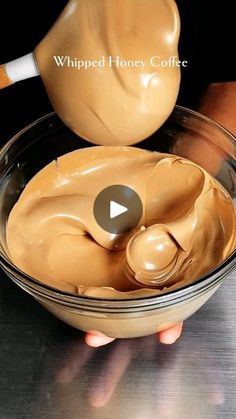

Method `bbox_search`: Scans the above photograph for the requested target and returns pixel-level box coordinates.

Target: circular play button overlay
[93,185,143,234]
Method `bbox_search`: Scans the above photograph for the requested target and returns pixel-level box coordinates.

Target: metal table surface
[0,270,236,419]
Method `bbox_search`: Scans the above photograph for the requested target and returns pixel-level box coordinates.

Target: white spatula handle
[0,52,39,89]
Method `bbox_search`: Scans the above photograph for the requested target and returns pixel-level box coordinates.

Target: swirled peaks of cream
[6,147,236,299]
[34,0,181,146]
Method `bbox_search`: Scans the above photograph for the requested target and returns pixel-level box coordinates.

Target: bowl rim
[0,105,236,307]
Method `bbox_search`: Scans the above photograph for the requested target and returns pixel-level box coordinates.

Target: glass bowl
[0,106,235,338]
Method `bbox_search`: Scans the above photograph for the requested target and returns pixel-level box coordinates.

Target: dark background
[0,0,235,145]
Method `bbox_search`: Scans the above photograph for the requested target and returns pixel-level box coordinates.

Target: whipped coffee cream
[34,0,181,145]
[6,147,236,299]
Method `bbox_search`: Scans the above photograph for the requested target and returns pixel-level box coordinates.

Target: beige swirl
[6,146,236,299]
[34,0,180,145]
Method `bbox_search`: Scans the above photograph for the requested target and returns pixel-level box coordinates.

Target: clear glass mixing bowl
[0,106,235,338]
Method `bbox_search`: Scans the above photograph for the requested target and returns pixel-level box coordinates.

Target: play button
[93,185,143,234]
[110,201,128,219]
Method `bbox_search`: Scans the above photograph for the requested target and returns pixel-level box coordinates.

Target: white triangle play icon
[110,201,128,219]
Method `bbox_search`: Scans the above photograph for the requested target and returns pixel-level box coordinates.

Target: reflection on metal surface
[0,272,236,418]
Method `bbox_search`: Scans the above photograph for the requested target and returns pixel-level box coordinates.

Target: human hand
[84,322,183,347]
[199,82,236,136]
[172,82,236,178]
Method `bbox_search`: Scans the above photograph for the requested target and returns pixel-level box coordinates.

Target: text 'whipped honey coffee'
[34,0,181,145]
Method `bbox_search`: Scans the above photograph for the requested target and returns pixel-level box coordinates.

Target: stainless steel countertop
[1,270,236,419]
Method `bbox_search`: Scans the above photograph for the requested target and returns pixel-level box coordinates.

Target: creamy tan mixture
[34,0,180,145]
[6,1,236,303]
[6,147,236,299]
